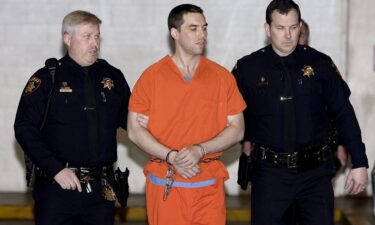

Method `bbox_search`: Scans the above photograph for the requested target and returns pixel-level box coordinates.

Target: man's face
[265,9,300,57]
[171,12,207,56]
[64,23,100,67]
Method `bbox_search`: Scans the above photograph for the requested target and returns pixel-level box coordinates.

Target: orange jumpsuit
[129,55,246,225]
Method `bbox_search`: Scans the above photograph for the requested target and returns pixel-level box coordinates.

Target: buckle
[287,153,298,168]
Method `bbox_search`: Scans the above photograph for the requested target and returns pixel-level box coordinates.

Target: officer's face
[265,9,301,57]
[64,23,100,67]
[171,12,207,57]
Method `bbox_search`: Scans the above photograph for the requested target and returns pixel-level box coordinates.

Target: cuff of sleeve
[351,154,369,169]
[45,159,66,177]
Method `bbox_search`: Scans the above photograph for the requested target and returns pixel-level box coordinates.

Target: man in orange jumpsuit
[127,4,246,225]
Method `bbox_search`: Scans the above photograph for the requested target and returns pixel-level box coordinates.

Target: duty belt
[253,143,332,170]
[37,165,113,182]
[72,166,113,181]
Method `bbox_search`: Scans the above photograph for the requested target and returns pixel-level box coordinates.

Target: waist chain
[150,157,220,164]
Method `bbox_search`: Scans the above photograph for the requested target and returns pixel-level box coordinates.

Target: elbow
[126,113,137,143]
[236,127,245,143]
[127,125,136,143]
[236,113,245,143]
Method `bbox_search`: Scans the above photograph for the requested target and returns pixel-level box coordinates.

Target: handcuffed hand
[174,145,204,168]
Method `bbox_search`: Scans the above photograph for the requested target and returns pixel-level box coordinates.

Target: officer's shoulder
[29,57,62,81]
[96,58,125,76]
[237,47,269,64]
[21,66,51,96]
[97,59,118,70]
[297,45,332,62]
[29,66,50,81]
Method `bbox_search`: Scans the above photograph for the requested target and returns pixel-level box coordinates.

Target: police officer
[14,10,131,225]
[232,0,368,224]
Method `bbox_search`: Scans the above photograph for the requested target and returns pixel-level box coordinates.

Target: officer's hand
[174,146,203,168]
[54,168,82,192]
[336,145,348,167]
[242,141,252,156]
[136,113,149,129]
[344,167,368,195]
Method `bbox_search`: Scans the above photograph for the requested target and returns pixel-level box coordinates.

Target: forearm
[198,112,244,155]
[127,111,171,160]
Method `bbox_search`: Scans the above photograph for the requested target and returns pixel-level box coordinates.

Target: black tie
[83,67,99,158]
[280,60,296,152]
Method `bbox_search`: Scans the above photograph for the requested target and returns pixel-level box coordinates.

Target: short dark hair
[266,0,301,24]
[167,4,204,31]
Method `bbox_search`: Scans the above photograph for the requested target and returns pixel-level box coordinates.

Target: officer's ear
[264,22,271,38]
[63,33,72,47]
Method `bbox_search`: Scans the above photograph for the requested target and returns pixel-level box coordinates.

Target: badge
[23,76,42,96]
[101,77,114,90]
[332,63,342,77]
[301,65,314,78]
[101,178,117,202]
[59,82,72,93]
[257,76,269,88]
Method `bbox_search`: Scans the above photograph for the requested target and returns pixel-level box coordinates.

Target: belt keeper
[165,149,178,165]
[193,144,207,157]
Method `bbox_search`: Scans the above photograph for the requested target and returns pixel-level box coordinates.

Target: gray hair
[62,10,101,36]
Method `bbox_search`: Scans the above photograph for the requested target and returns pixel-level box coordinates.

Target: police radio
[25,58,58,187]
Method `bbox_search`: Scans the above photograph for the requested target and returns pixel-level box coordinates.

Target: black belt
[37,165,113,182]
[73,166,113,181]
[253,143,332,169]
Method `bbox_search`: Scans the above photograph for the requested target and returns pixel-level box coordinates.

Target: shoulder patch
[23,76,42,96]
[332,63,342,77]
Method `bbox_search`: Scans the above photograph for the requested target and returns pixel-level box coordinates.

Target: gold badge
[101,178,117,202]
[59,82,72,93]
[23,77,42,96]
[101,77,114,90]
[301,65,314,78]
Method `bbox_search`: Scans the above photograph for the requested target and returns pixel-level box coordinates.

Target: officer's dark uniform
[14,55,131,225]
[233,44,368,225]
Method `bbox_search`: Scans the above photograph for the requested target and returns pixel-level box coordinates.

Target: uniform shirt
[14,55,131,176]
[129,55,246,181]
[233,45,368,168]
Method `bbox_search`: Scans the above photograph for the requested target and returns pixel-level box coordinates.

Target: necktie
[280,60,296,152]
[83,67,99,158]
